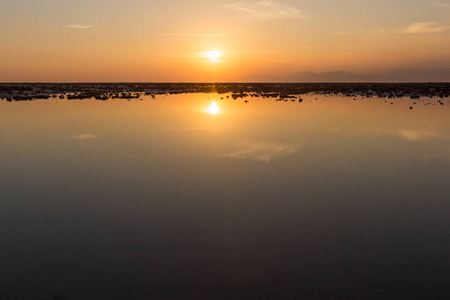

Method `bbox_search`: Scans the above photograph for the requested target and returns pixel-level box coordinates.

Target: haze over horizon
[1,0,450,82]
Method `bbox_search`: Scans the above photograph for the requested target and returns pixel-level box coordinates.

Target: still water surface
[1,94,450,299]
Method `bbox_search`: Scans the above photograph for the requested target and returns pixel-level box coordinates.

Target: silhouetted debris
[1,83,449,105]
[12,94,50,101]
[231,92,247,99]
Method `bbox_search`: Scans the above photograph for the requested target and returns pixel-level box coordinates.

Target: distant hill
[248,69,450,82]
[285,71,371,82]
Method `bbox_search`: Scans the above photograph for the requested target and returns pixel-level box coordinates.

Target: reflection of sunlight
[207,101,220,115]
[73,134,97,140]
[223,142,300,163]
[399,130,441,141]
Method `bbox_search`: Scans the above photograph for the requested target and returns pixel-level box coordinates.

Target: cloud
[223,142,300,163]
[403,22,449,34]
[336,22,449,37]
[73,134,97,140]
[332,28,388,37]
[399,130,441,141]
[432,1,450,8]
[333,31,350,36]
[224,0,303,21]
[66,24,92,29]
[273,46,310,50]
[149,33,225,37]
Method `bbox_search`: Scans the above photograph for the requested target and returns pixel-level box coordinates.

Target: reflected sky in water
[1,94,450,299]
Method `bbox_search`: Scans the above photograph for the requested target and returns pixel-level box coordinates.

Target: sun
[205,50,221,62]
[207,101,220,114]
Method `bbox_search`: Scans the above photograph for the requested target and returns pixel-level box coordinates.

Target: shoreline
[1,82,450,101]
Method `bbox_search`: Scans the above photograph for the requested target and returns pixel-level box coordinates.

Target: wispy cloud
[333,31,350,36]
[336,22,450,37]
[66,24,92,29]
[432,1,450,8]
[73,134,97,140]
[403,22,449,34]
[272,46,310,50]
[399,130,441,141]
[224,0,303,21]
[149,33,225,37]
[223,142,300,163]
[332,28,387,37]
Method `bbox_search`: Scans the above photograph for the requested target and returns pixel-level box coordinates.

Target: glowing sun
[205,50,221,62]
[207,101,220,114]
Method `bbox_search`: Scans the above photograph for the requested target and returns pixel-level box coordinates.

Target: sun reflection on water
[207,101,220,115]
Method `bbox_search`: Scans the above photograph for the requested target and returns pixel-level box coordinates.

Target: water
[1,93,450,299]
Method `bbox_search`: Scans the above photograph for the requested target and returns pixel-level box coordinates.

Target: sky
[1,0,450,82]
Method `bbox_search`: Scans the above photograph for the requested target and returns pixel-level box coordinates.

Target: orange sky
[1,0,450,82]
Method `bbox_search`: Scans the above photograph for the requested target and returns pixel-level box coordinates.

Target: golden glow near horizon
[207,101,220,115]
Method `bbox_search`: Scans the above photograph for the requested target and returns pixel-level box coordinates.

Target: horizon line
[1,81,450,84]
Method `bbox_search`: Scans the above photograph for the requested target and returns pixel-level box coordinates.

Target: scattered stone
[1,83,449,104]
